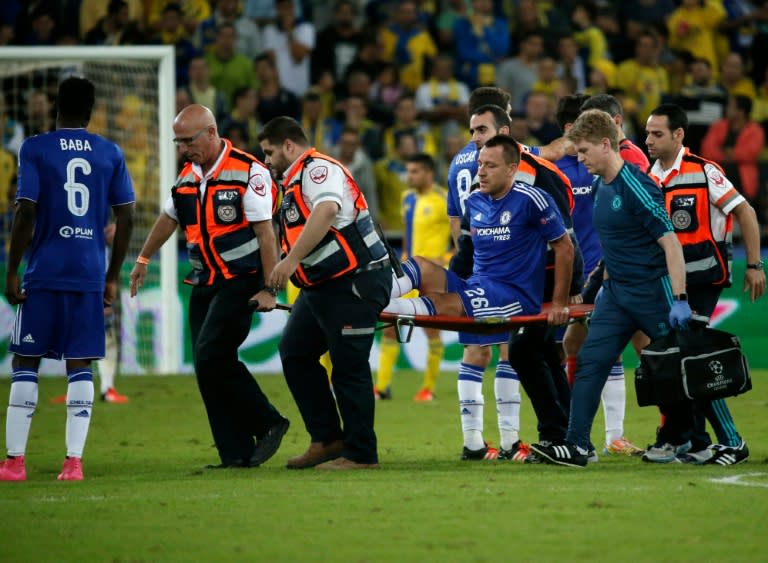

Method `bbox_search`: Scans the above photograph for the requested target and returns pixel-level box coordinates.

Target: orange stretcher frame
[262,301,594,344]
[378,302,594,342]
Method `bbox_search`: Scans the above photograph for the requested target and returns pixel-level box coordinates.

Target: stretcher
[259,301,594,344]
[378,303,594,343]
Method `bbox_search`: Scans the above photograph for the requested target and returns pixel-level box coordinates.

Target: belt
[354,259,391,274]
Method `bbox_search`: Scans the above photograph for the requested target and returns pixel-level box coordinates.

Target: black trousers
[509,326,571,443]
[190,275,283,464]
[279,268,391,464]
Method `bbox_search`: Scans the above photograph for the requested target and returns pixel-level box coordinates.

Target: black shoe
[461,443,497,460]
[705,440,749,466]
[529,441,588,468]
[204,459,249,469]
[250,417,290,467]
[497,440,529,461]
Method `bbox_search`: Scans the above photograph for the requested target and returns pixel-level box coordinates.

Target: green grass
[1,369,767,562]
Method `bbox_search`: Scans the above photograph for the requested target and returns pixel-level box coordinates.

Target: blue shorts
[9,290,106,360]
[445,271,534,347]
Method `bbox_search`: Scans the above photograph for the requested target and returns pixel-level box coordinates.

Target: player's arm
[548,233,574,325]
[449,216,461,247]
[536,137,573,162]
[657,232,687,296]
[105,202,135,306]
[129,212,178,297]
[731,201,765,301]
[4,199,36,305]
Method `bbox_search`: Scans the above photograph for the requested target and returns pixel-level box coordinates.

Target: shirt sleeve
[295,22,315,49]
[243,161,274,222]
[533,190,567,242]
[162,194,178,221]
[302,159,344,208]
[627,173,674,240]
[704,162,745,215]
[15,139,40,203]
[108,144,136,206]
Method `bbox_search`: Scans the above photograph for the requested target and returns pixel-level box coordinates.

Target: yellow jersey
[402,185,451,262]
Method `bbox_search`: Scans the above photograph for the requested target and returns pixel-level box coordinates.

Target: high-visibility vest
[516,148,575,225]
[649,148,732,286]
[280,148,388,287]
[172,140,276,286]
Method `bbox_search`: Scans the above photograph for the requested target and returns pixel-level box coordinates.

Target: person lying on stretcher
[383,135,574,326]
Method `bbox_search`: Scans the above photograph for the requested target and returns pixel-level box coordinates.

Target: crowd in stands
[2,0,768,240]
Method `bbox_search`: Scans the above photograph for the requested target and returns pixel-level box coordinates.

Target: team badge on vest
[285,204,300,223]
[217,205,237,222]
[500,210,511,225]
[611,195,622,211]
[671,209,692,230]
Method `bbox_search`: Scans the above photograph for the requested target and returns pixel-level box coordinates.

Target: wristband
[136,256,151,265]
[264,285,279,297]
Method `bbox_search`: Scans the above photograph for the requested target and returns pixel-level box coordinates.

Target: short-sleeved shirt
[164,142,273,224]
[466,181,567,311]
[446,139,541,219]
[649,146,746,241]
[16,129,135,292]
[593,162,673,285]
[402,185,450,260]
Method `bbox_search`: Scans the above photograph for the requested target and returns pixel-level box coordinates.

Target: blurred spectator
[435,132,465,185]
[719,51,758,99]
[187,56,228,119]
[616,30,670,124]
[556,35,587,93]
[0,146,16,213]
[748,1,768,85]
[222,120,250,152]
[205,22,258,107]
[618,0,676,42]
[383,95,437,159]
[453,0,509,89]
[263,0,316,97]
[374,131,418,233]
[369,63,405,116]
[571,0,609,69]
[379,0,437,92]
[24,90,53,137]
[497,30,544,112]
[244,0,302,27]
[753,68,768,123]
[435,0,469,51]
[0,94,24,155]
[197,0,262,60]
[596,6,634,63]
[345,36,385,84]
[586,59,617,95]
[337,95,383,159]
[312,0,364,85]
[510,0,569,51]
[22,4,57,45]
[145,0,210,34]
[175,87,192,114]
[667,0,726,76]
[114,93,151,200]
[530,57,562,107]
[254,54,301,123]
[300,91,335,153]
[701,94,766,207]
[525,91,561,145]
[221,87,260,153]
[509,111,540,147]
[344,69,391,124]
[333,126,379,219]
[717,0,763,64]
[80,0,143,40]
[83,0,144,45]
[414,54,470,139]
[151,3,201,88]
[676,57,728,153]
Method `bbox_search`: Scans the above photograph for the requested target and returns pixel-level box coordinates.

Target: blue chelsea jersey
[16,129,135,292]
[467,181,566,309]
[593,163,673,285]
[447,139,541,219]
[555,154,602,274]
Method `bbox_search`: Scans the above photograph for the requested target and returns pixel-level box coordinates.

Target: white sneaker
[642,441,691,463]
[676,448,713,464]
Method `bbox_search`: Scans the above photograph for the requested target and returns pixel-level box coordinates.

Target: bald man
[130,104,290,469]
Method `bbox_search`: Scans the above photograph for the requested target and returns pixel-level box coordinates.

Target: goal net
[0,46,181,375]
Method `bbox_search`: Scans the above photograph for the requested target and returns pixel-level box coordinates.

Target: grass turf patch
[1,369,767,562]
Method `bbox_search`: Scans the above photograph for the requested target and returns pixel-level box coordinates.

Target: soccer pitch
[1,369,766,562]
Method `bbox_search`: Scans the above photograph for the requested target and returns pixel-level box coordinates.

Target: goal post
[0,46,181,374]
